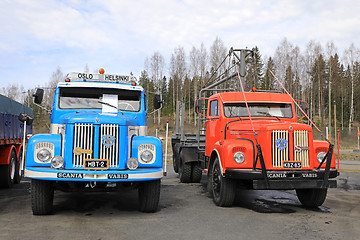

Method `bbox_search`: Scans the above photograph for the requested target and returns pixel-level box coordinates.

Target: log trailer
[0,94,33,188]
[172,48,339,207]
[25,69,163,214]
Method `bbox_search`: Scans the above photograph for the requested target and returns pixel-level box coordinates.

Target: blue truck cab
[25,70,163,214]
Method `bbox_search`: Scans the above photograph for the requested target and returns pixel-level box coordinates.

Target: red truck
[172,48,338,207]
[0,94,33,187]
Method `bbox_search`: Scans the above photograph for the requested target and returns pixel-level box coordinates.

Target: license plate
[283,161,302,169]
[84,159,109,170]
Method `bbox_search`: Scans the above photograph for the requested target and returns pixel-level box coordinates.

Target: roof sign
[66,72,137,84]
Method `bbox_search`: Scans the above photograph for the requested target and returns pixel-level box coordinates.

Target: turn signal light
[252,87,257,92]
[65,78,70,82]
[99,68,105,74]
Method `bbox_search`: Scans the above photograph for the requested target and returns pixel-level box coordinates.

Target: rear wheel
[211,158,236,207]
[173,155,179,173]
[179,160,192,183]
[191,162,202,183]
[296,188,328,207]
[0,150,16,188]
[138,180,161,212]
[14,148,23,184]
[31,179,54,215]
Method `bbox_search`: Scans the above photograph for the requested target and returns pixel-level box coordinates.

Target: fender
[0,145,16,165]
[208,143,225,175]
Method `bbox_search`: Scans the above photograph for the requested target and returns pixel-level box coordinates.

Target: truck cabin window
[59,87,141,111]
[223,102,293,118]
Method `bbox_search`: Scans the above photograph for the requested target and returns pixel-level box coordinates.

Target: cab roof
[210,91,293,103]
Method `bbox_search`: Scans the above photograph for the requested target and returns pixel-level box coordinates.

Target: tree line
[141,37,360,136]
[1,37,359,136]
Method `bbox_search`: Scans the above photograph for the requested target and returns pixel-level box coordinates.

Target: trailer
[0,94,33,188]
[172,48,338,207]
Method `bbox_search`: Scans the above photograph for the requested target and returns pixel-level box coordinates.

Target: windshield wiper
[98,101,124,115]
[257,111,281,120]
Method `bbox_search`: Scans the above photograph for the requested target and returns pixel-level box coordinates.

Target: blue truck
[0,94,33,188]
[25,69,163,215]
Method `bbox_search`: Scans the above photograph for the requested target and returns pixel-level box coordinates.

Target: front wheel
[296,188,328,207]
[211,158,236,207]
[31,179,54,215]
[138,180,161,213]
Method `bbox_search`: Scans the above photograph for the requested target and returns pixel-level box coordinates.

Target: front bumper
[225,169,338,190]
[25,167,163,182]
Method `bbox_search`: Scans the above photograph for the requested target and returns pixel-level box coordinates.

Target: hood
[228,120,313,132]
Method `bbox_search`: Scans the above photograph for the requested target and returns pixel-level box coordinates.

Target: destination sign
[67,72,134,83]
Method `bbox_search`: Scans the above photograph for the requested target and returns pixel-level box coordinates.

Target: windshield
[59,87,141,111]
[223,102,293,118]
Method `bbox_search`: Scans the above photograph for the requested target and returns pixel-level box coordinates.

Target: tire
[14,148,23,184]
[191,162,202,183]
[179,161,192,183]
[296,188,328,207]
[0,150,16,188]
[138,179,161,213]
[31,179,54,215]
[211,158,236,207]
[173,155,179,173]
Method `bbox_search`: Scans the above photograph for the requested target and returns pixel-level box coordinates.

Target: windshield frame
[58,87,142,112]
[223,102,294,119]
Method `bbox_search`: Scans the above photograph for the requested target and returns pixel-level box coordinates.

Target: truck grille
[73,123,94,168]
[99,124,119,168]
[72,123,119,168]
[272,130,309,168]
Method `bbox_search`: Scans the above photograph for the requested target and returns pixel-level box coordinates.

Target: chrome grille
[73,123,94,168]
[294,130,309,167]
[272,130,289,168]
[99,124,119,168]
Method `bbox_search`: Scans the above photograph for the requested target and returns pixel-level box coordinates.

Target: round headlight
[317,152,327,163]
[234,152,245,164]
[140,150,153,163]
[37,148,52,162]
[51,156,64,169]
[127,157,139,170]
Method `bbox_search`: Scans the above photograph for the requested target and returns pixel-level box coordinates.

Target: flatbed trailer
[0,94,33,187]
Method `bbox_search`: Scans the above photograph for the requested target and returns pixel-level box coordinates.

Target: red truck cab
[204,91,337,207]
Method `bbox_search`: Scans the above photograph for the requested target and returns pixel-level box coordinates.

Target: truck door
[205,99,221,157]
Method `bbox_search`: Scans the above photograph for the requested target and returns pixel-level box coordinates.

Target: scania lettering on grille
[295,145,309,152]
[102,135,116,148]
[73,148,93,155]
[57,173,84,179]
[275,138,288,150]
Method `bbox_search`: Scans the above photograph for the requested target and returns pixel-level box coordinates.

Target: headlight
[138,144,156,164]
[51,156,64,169]
[127,157,139,170]
[37,148,52,162]
[317,152,327,163]
[234,152,245,164]
[140,150,153,163]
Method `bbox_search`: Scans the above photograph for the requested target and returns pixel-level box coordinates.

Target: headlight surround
[127,157,139,170]
[51,156,64,169]
[37,148,52,163]
[234,152,245,164]
[317,152,327,163]
[138,144,156,164]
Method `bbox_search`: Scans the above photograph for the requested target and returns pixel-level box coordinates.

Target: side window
[209,100,219,116]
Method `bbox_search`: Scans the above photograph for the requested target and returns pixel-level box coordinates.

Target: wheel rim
[10,156,16,180]
[212,162,221,198]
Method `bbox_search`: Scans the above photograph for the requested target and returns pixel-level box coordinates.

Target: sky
[0,0,359,91]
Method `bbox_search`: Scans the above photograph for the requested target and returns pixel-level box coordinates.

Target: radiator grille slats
[272,130,309,169]
[72,123,119,168]
[73,124,94,168]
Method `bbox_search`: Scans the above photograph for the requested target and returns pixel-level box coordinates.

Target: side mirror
[300,102,309,114]
[33,88,44,104]
[18,113,33,125]
[195,99,202,113]
[153,94,162,110]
